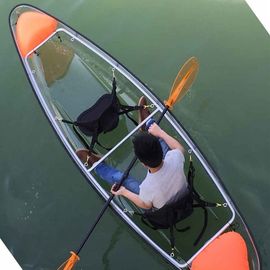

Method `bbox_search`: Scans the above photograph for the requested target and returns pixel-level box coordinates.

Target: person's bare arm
[111,184,152,209]
[148,123,185,154]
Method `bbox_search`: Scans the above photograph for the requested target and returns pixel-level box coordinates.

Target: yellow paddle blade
[165,57,199,109]
[57,251,80,270]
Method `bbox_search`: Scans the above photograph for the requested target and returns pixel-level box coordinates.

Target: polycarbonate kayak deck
[9,4,260,269]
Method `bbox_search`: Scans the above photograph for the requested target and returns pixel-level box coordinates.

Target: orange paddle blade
[165,57,199,109]
[57,251,80,270]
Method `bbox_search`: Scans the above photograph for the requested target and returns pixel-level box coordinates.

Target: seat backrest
[75,92,120,136]
[142,190,193,229]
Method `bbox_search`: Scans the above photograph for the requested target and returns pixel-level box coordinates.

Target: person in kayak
[76,96,188,209]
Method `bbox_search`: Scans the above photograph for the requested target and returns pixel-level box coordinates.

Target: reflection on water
[102,226,122,270]
[40,40,74,86]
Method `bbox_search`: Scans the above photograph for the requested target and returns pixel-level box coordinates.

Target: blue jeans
[94,119,170,194]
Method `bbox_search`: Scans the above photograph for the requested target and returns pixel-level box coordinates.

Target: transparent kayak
[10,4,261,269]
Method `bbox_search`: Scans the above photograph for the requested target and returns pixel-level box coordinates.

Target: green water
[0,0,269,269]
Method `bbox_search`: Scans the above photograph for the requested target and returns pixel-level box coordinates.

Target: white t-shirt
[139,149,188,209]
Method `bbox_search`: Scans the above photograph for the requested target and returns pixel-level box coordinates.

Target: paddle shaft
[76,155,137,255]
[156,106,169,125]
[76,106,169,255]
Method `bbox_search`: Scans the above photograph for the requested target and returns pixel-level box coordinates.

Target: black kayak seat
[61,77,141,152]
[75,92,120,136]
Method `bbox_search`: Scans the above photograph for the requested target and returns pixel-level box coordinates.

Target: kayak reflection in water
[76,96,188,210]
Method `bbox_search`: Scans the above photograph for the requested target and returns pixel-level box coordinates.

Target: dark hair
[132,132,163,168]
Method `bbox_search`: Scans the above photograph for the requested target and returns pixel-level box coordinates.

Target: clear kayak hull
[10,5,260,269]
